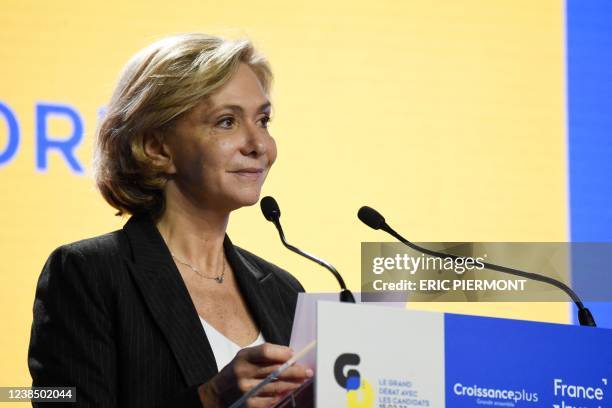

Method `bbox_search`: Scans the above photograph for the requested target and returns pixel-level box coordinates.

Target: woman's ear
[143,132,177,174]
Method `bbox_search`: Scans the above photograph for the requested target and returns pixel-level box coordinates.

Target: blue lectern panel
[445,313,611,407]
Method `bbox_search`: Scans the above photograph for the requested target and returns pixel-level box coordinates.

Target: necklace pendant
[216,275,224,284]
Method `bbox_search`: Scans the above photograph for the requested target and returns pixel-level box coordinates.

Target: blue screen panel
[567,0,612,328]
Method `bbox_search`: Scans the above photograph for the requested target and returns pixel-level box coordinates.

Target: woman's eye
[259,115,271,129]
[216,117,234,129]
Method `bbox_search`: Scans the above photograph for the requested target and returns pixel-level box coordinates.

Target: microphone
[357,206,597,327]
[260,196,355,303]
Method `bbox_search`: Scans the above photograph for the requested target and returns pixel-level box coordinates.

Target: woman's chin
[228,191,263,210]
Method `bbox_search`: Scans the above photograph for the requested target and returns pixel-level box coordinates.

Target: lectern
[274,295,612,407]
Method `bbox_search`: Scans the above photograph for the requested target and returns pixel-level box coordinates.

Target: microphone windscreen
[358,206,386,230]
[260,196,281,221]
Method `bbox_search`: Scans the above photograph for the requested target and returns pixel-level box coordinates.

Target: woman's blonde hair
[94,33,272,217]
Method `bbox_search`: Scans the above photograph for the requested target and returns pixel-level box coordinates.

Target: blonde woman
[29,34,311,407]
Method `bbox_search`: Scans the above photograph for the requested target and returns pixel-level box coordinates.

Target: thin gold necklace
[170,252,226,284]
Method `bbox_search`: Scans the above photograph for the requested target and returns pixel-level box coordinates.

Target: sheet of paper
[289,293,405,370]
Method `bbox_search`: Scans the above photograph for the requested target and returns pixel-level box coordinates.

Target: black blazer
[28,214,304,407]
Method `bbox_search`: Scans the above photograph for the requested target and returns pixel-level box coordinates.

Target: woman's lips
[230,168,265,179]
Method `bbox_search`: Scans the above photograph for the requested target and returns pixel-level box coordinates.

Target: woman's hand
[198,342,313,407]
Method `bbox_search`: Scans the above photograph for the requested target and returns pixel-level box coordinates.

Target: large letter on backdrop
[0,101,20,167]
[35,102,84,173]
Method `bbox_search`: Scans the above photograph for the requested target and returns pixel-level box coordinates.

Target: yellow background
[1,0,567,394]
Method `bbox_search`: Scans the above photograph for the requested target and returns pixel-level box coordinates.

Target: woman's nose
[240,124,268,157]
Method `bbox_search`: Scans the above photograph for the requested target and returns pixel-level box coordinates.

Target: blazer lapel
[224,238,294,346]
[122,215,217,387]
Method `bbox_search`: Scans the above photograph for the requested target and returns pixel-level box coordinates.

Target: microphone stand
[358,206,596,327]
[261,196,355,303]
[269,215,355,303]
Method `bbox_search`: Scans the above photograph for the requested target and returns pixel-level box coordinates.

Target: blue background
[567,0,612,328]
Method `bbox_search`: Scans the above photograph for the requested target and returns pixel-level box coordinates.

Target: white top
[199,316,265,371]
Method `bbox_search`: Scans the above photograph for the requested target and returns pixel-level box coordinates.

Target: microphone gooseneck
[357,206,596,327]
[261,196,355,303]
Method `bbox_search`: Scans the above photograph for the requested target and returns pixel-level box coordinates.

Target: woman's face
[164,63,277,212]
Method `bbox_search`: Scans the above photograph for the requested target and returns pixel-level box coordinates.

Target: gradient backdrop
[1,0,610,396]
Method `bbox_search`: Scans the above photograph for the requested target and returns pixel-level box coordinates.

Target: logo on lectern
[334,353,374,408]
